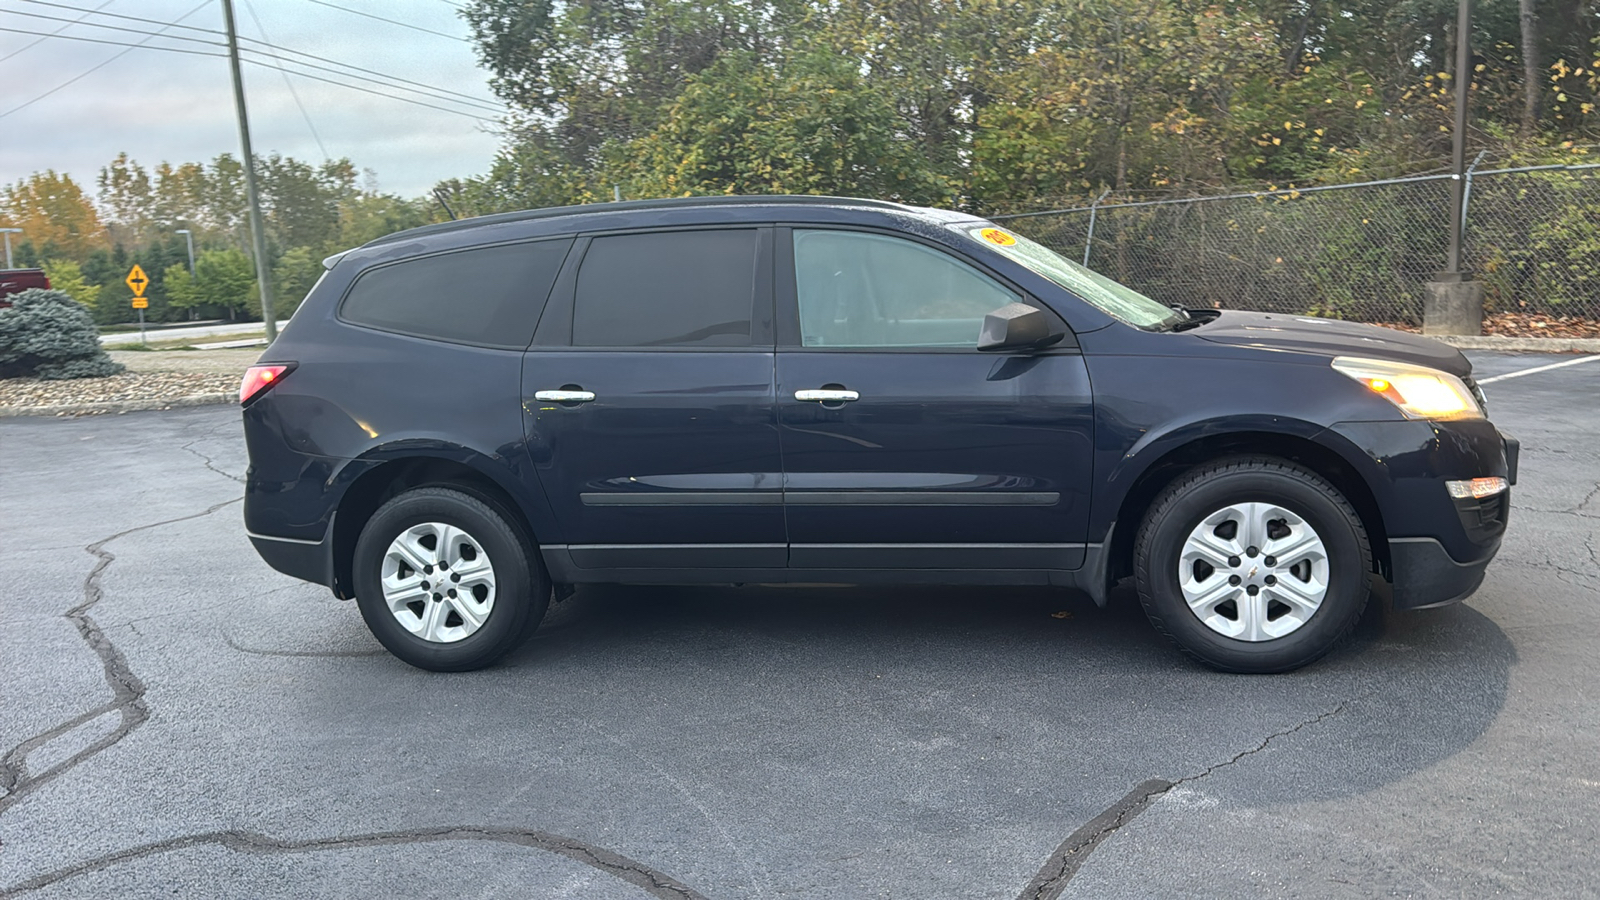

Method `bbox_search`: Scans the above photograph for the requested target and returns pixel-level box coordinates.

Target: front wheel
[1134,457,1372,673]
[352,487,548,672]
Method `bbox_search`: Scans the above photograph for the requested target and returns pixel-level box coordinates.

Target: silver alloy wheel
[1178,502,1329,642]
[380,521,496,644]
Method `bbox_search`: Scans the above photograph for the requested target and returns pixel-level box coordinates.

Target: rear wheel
[1133,457,1371,673]
[353,487,548,672]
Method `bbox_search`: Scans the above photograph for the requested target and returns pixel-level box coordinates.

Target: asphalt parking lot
[1,350,1596,899]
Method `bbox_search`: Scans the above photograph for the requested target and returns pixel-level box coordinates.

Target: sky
[0,0,506,199]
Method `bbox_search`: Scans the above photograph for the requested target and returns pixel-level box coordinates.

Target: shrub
[0,288,125,380]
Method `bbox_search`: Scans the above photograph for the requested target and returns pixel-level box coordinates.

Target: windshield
[951,223,1181,330]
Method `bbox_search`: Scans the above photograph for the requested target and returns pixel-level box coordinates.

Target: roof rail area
[364,195,916,248]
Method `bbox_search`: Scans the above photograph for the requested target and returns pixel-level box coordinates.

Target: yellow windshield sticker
[980,228,1017,247]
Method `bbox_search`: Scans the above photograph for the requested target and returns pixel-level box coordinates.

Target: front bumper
[1388,535,1498,610]
[1322,420,1517,610]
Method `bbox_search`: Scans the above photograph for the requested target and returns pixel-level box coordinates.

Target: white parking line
[1477,354,1600,385]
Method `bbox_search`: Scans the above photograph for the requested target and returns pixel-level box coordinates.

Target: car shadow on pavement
[512,578,1514,809]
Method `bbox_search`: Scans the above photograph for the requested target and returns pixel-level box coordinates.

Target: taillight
[240,363,294,405]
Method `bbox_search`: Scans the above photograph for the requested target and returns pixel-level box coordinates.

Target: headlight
[1330,357,1484,420]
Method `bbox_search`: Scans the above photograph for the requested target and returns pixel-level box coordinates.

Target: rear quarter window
[340,239,572,349]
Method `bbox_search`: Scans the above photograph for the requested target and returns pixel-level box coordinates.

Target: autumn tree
[0,171,108,259]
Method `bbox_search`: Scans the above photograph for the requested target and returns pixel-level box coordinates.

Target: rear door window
[340,239,572,349]
[572,230,758,347]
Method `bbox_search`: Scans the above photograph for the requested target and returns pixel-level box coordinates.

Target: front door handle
[534,389,596,403]
[795,389,860,403]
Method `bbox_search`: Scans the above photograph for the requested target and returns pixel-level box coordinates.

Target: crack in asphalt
[1016,702,1348,900]
[0,826,713,898]
[178,431,246,485]
[0,497,241,814]
[1575,483,1600,514]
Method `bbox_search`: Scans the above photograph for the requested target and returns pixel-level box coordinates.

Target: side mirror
[976,302,1062,352]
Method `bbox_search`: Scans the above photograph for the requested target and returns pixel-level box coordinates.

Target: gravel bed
[0,349,260,417]
[0,372,237,416]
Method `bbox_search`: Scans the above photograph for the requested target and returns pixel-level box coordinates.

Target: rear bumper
[248,519,335,589]
[1388,535,1499,610]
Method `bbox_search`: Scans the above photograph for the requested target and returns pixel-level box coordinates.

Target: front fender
[1090,413,1340,539]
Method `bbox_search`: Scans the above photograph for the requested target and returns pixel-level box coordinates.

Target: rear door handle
[534,390,596,403]
[795,389,860,403]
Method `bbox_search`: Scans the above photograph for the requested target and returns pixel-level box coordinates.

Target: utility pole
[1425,0,1484,335]
[221,0,277,341]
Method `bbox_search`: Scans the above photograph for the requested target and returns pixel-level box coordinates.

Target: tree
[268,246,322,319]
[1523,0,1542,134]
[39,259,101,309]
[98,152,154,246]
[0,171,108,259]
[0,289,123,380]
[337,194,433,248]
[171,248,256,319]
[623,50,955,203]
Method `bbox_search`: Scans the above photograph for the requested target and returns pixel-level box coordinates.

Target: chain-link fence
[993,163,1600,324]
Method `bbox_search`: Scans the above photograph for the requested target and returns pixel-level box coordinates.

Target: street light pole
[221,0,277,341]
[175,228,196,276]
[0,228,20,268]
[175,228,198,320]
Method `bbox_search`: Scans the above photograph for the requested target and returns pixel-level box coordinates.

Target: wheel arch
[330,452,543,600]
[1102,429,1389,592]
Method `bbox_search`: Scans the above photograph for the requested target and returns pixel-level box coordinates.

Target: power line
[0,9,227,47]
[0,0,220,120]
[241,0,329,160]
[0,0,501,125]
[5,2,501,113]
[237,45,507,114]
[0,24,225,57]
[242,57,500,123]
[13,0,224,36]
[300,0,469,42]
[0,0,119,63]
[237,36,506,110]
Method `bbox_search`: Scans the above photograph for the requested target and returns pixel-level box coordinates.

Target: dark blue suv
[241,196,1517,673]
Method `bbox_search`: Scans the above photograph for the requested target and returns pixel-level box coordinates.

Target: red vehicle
[0,268,50,307]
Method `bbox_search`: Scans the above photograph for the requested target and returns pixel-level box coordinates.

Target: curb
[0,392,235,419]
[1428,335,1600,352]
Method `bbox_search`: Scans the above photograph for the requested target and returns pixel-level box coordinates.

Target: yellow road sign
[131,296,149,309]
[125,264,149,296]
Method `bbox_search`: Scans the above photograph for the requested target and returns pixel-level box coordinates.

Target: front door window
[792,230,1020,348]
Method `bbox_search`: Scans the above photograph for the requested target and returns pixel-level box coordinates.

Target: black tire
[352,487,548,672]
[1133,457,1371,674]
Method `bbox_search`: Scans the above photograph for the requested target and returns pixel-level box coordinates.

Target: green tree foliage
[267,246,323,320]
[624,50,955,203]
[0,289,124,380]
[169,249,257,319]
[458,0,1600,212]
[39,259,101,309]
